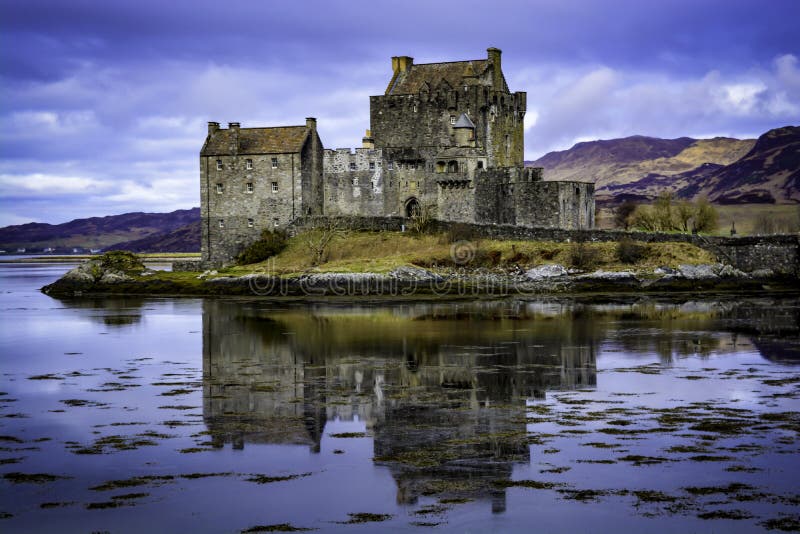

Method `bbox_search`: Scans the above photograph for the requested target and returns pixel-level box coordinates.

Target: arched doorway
[405,197,421,218]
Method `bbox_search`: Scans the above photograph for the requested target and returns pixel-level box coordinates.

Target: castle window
[352,177,359,186]
[388,162,394,170]
[436,161,445,173]
[271,157,278,169]
[410,163,416,170]
[477,161,484,169]
[448,161,458,173]
[369,162,375,170]
[271,181,278,193]
[377,161,382,168]
[216,183,224,194]
[450,115,456,125]
[413,104,417,113]
[246,159,253,170]
[273,219,279,227]
[218,219,224,228]
[349,162,356,171]
[216,159,223,170]
[575,187,580,196]
[246,182,254,193]
[247,218,254,228]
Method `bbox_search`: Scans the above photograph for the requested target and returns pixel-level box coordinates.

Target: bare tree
[409,203,437,235]
[675,200,694,232]
[303,217,347,266]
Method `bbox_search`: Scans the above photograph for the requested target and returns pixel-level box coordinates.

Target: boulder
[678,264,720,280]
[525,264,568,280]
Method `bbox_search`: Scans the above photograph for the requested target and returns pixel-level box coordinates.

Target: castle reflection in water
[201,300,597,511]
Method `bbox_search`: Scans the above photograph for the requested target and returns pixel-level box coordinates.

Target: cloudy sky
[1,0,798,226]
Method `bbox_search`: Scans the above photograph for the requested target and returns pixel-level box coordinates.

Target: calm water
[0,262,798,533]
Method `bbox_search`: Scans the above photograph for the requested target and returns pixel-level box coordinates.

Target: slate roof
[453,113,475,129]
[387,60,490,95]
[201,126,309,156]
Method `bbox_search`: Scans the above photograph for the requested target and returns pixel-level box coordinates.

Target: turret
[452,113,476,147]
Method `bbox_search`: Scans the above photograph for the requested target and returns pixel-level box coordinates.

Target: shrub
[693,197,718,233]
[98,250,145,273]
[613,201,637,230]
[568,241,600,271]
[616,238,647,264]
[236,229,288,265]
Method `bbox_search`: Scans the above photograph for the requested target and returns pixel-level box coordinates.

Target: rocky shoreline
[41,253,797,299]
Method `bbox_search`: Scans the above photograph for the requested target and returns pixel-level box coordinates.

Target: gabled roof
[201,126,310,156]
[453,113,475,129]
[388,60,489,95]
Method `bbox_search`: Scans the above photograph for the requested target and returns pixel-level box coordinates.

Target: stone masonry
[201,48,595,265]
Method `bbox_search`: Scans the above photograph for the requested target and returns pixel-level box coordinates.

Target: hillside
[530,134,759,203]
[0,207,200,252]
[103,221,201,253]
[598,126,800,204]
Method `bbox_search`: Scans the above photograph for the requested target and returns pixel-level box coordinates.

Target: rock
[389,266,443,282]
[525,264,568,280]
[60,264,96,284]
[577,270,638,281]
[654,266,678,275]
[749,268,775,279]
[99,271,133,284]
[678,264,720,280]
[716,264,747,278]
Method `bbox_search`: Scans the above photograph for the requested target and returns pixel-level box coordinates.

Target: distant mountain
[103,220,200,253]
[592,126,800,204]
[529,133,761,203]
[0,208,199,252]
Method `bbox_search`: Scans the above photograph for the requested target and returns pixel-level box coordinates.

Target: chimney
[306,117,317,130]
[362,129,375,149]
[228,122,240,155]
[487,47,502,87]
[392,56,413,73]
[207,121,220,136]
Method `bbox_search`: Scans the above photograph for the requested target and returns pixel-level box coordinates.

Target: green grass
[227,231,715,274]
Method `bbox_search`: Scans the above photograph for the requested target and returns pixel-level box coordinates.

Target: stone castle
[200,48,595,264]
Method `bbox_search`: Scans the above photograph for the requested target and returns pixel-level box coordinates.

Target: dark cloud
[0,0,798,224]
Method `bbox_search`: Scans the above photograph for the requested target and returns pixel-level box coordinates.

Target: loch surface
[1,262,798,533]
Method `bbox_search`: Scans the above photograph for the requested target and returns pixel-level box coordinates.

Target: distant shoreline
[1,253,199,264]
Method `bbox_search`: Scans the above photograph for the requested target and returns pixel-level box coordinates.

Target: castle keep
[201,48,595,264]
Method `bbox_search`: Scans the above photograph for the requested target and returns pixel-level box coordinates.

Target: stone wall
[201,151,306,265]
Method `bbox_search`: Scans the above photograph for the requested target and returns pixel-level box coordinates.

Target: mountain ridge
[529,126,798,204]
[0,207,200,252]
